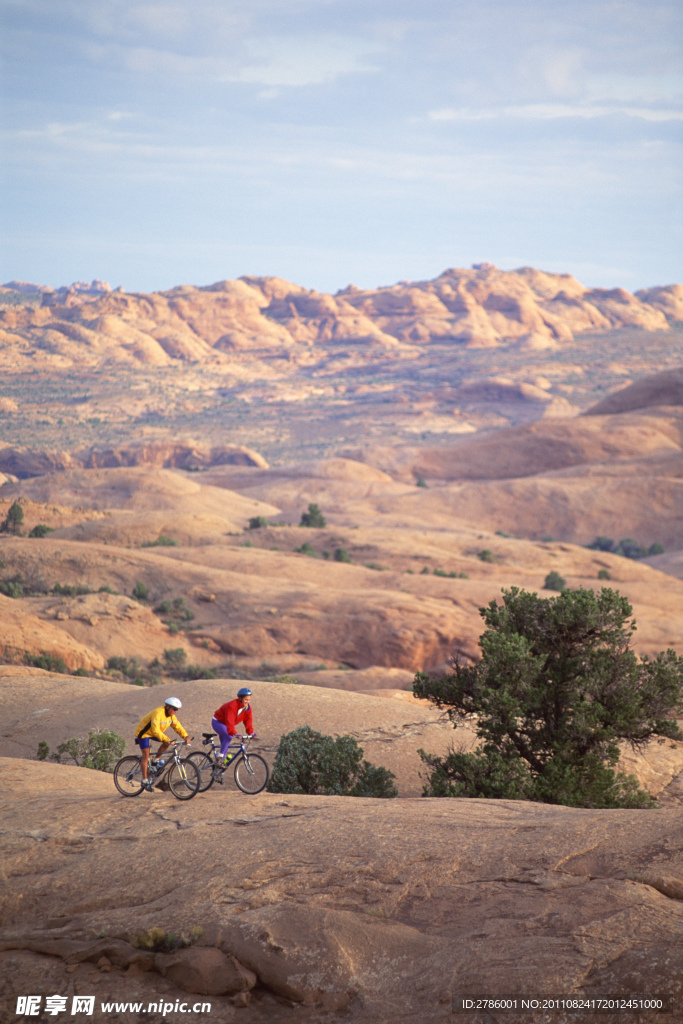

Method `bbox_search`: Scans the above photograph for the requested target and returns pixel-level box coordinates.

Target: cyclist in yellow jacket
[134,697,189,792]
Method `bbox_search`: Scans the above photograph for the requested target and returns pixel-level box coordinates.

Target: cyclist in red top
[212,688,255,764]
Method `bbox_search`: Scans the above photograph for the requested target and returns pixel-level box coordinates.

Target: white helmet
[165,697,182,709]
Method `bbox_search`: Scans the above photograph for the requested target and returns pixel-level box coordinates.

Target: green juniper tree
[414,587,683,808]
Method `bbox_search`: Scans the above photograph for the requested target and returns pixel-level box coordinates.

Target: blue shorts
[135,736,151,749]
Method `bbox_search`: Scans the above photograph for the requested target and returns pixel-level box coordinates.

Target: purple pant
[211,718,233,758]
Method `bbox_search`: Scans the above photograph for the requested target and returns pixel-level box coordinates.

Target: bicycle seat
[202,732,216,739]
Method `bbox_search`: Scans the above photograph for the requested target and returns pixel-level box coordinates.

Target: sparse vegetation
[132,581,149,601]
[300,503,326,528]
[597,569,611,580]
[434,568,469,579]
[268,725,397,798]
[543,570,566,591]
[0,574,24,598]
[154,596,194,630]
[414,586,683,808]
[587,536,665,559]
[477,549,495,563]
[53,582,93,597]
[28,524,54,538]
[24,652,69,673]
[248,515,269,529]
[334,547,351,563]
[295,541,316,556]
[141,534,178,548]
[415,475,428,488]
[37,728,126,772]
[132,926,203,952]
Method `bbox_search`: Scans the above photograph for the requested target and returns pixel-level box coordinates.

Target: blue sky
[1,0,681,293]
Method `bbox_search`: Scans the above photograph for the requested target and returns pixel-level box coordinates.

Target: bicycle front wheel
[186,752,215,793]
[167,758,201,800]
[113,756,144,797]
[234,753,269,795]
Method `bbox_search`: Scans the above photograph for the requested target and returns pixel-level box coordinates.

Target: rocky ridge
[1,266,680,372]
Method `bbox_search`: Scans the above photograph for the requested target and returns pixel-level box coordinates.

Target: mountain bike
[113,740,200,800]
[187,733,269,795]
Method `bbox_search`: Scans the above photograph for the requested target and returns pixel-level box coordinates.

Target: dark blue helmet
[237,687,252,698]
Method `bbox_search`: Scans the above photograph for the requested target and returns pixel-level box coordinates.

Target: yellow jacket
[135,706,188,743]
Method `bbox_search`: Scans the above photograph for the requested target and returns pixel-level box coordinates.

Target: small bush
[597,569,611,580]
[132,927,202,952]
[334,547,351,563]
[248,516,269,530]
[164,647,187,672]
[364,562,385,571]
[300,503,326,528]
[52,582,92,597]
[41,728,126,772]
[73,667,90,677]
[0,575,24,598]
[268,725,397,798]
[420,566,430,574]
[295,541,316,556]
[415,475,428,488]
[24,652,68,674]
[29,524,54,538]
[132,581,149,601]
[477,549,494,563]
[544,570,566,592]
[647,542,664,556]
[183,664,217,680]
[272,674,301,684]
[98,584,118,594]
[434,568,469,579]
[141,534,178,548]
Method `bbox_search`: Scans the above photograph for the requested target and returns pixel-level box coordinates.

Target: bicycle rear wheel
[167,758,201,800]
[186,752,215,792]
[113,756,144,797]
[234,753,269,795]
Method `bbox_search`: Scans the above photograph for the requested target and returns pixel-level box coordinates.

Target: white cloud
[222,34,384,87]
[428,103,683,122]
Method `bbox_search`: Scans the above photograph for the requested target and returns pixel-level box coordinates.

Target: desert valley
[1,263,683,1023]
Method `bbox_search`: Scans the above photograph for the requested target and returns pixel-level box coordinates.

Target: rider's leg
[212,718,232,759]
[137,736,151,779]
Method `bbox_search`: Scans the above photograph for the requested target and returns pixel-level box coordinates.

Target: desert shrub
[183,664,217,680]
[414,586,683,808]
[132,927,202,952]
[299,503,326,528]
[364,562,385,571]
[434,568,469,579]
[52,582,92,596]
[73,667,90,677]
[248,515,269,530]
[295,541,316,556]
[154,596,194,629]
[477,549,494,563]
[597,569,611,580]
[98,584,118,594]
[587,536,615,552]
[28,524,53,538]
[268,725,397,798]
[24,652,68,673]
[132,581,149,601]
[272,674,301,684]
[142,534,178,548]
[164,647,187,673]
[415,475,428,488]
[334,547,351,563]
[420,566,430,574]
[0,574,24,598]
[544,570,566,591]
[39,728,126,771]
[587,537,664,560]
[1,501,24,534]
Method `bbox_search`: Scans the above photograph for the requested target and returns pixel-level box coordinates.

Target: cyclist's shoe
[212,768,224,784]
[142,780,154,792]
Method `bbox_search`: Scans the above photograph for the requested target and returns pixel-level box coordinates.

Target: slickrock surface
[0,758,681,1023]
